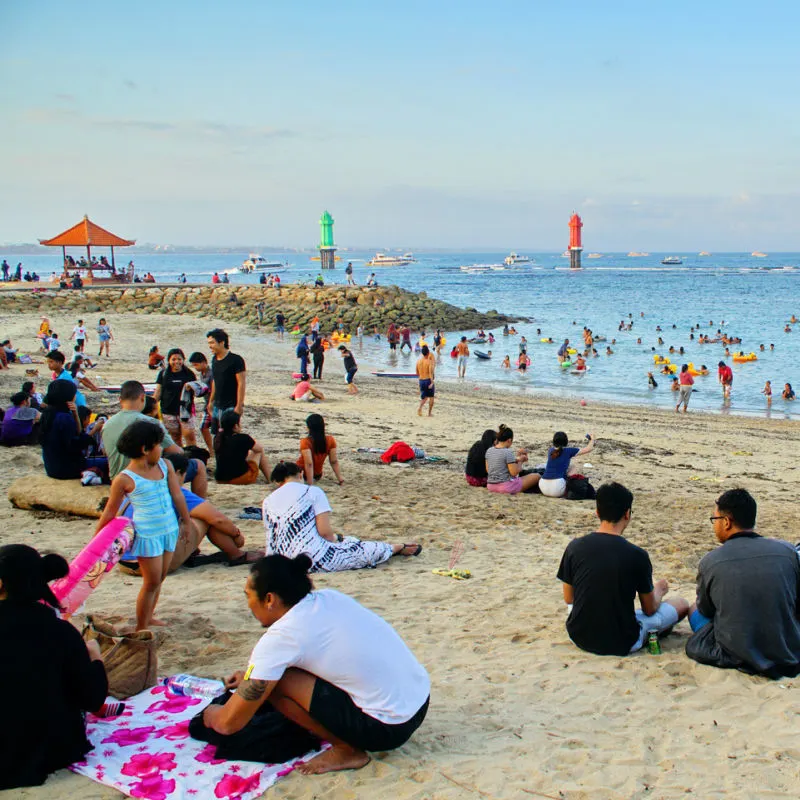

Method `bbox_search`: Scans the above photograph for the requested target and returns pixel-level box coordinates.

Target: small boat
[504,252,531,265]
[102,383,157,395]
[240,254,288,273]
[586,253,603,259]
[752,251,768,258]
[661,256,683,265]
[627,252,649,257]
[370,371,417,379]
[366,253,413,267]
[698,251,711,256]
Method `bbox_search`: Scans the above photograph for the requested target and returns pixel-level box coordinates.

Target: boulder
[8,475,109,518]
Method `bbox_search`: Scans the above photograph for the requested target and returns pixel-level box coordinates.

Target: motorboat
[698,251,711,256]
[240,254,287,273]
[751,251,768,257]
[661,256,683,265]
[366,253,413,267]
[504,252,531,265]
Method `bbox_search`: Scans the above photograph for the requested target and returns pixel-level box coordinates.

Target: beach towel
[71,679,325,799]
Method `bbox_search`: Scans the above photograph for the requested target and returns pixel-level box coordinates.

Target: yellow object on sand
[432,568,472,580]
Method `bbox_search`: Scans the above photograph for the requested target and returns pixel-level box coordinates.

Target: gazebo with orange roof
[39,215,136,284]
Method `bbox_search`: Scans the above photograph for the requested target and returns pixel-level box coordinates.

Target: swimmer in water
[785,325,792,333]
[762,380,772,407]
[606,347,614,356]
[791,315,798,324]
[574,355,586,372]
[501,355,511,369]
[782,383,795,400]
[648,372,658,389]
[670,377,679,392]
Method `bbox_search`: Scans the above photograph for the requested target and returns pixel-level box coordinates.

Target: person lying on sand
[119,452,262,574]
[557,482,689,656]
[198,554,430,775]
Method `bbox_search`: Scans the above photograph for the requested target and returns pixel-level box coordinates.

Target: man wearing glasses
[686,488,800,678]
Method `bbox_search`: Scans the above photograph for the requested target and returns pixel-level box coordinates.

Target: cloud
[19,107,297,141]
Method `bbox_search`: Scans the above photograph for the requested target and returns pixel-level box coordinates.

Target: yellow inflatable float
[732,352,757,363]
[654,355,671,365]
[331,333,351,343]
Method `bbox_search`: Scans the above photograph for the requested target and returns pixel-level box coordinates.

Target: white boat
[752,251,768,258]
[661,256,683,265]
[504,252,531,265]
[627,251,649,257]
[586,253,603,259]
[366,253,413,267]
[699,251,711,256]
[402,252,418,262]
[240,254,287,273]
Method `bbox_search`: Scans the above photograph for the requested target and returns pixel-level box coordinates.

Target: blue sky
[2,1,799,249]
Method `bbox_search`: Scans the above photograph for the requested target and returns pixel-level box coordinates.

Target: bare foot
[295,745,370,775]
[417,409,422,416]
[148,618,168,627]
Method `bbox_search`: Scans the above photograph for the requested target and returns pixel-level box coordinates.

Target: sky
[2,0,800,250]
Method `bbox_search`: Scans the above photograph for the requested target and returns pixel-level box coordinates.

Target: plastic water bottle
[162,674,226,698]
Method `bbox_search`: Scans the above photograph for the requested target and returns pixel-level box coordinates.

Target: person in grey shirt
[484,426,540,495]
[686,488,800,678]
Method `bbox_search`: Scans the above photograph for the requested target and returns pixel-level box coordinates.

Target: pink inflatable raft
[51,518,135,617]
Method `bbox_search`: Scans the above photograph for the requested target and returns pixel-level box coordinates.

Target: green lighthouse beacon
[318,210,337,270]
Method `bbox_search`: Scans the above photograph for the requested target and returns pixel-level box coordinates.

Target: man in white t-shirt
[201,555,430,774]
[70,319,88,353]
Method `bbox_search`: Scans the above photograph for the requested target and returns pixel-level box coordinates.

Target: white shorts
[457,355,468,367]
[630,603,680,652]
[539,477,567,497]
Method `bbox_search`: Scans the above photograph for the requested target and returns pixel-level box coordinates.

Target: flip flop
[401,544,423,557]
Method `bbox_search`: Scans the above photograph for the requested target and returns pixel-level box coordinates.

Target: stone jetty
[0,283,522,333]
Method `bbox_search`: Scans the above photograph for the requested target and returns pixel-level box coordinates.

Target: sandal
[401,543,423,557]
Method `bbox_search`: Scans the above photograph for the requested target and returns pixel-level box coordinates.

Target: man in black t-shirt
[557,482,689,656]
[206,329,247,433]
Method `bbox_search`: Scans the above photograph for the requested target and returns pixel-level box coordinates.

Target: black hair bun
[293,554,313,574]
[41,552,69,582]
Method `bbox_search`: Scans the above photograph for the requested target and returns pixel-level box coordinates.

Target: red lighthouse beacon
[568,212,583,270]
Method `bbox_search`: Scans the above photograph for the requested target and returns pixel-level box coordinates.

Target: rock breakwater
[0,284,521,333]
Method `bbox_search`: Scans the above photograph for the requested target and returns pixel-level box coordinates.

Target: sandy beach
[2,309,800,800]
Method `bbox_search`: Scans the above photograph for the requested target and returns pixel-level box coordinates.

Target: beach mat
[71,679,326,799]
[8,475,109,518]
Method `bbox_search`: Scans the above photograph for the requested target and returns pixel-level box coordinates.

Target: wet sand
[1,310,799,800]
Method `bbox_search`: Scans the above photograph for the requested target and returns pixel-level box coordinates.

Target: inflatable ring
[653,355,670,364]
[51,518,135,617]
[560,360,572,369]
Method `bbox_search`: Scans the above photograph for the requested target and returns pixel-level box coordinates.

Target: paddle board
[371,371,417,379]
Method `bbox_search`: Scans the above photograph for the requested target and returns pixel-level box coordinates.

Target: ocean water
[9,250,800,417]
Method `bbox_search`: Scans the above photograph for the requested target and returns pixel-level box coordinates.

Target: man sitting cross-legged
[557,481,689,656]
[686,488,800,678]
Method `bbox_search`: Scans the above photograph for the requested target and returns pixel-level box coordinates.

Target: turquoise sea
[9,250,800,417]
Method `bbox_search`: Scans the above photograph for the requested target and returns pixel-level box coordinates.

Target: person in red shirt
[718,360,733,400]
[677,364,695,413]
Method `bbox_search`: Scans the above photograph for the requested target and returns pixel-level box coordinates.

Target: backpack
[565,475,596,501]
[295,340,309,358]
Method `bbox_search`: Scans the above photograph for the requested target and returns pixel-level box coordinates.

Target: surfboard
[101,384,157,395]
[371,371,417,379]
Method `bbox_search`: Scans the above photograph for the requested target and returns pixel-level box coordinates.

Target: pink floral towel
[71,680,323,799]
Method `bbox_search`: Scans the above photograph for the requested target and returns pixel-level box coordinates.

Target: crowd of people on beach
[2,303,800,792]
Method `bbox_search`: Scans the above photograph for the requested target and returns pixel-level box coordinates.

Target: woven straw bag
[82,614,158,699]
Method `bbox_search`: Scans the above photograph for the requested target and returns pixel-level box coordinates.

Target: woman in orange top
[296,413,344,485]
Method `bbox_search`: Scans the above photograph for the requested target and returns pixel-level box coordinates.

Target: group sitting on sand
[465,426,595,498]
[4,309,800,794]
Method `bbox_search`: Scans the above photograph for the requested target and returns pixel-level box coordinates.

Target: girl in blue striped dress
[95,420,192,631]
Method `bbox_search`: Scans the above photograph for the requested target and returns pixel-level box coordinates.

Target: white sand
[1,310,799,800]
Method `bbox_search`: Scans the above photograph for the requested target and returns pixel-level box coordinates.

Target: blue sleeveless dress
[122,458,179,557]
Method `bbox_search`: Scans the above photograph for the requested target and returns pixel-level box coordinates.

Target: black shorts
[309,678,429,752]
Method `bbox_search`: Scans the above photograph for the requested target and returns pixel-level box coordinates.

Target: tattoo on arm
[238,679,268,702]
